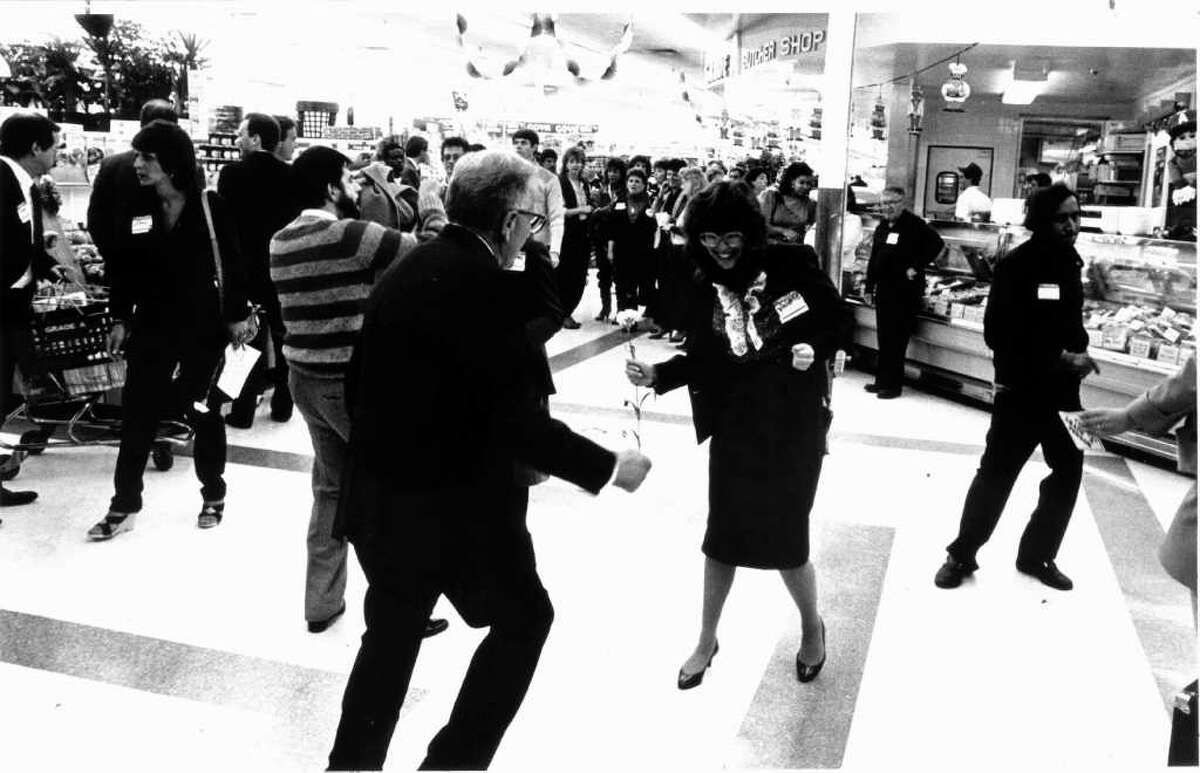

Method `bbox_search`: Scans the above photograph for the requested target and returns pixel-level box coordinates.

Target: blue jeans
[289,369,350,622]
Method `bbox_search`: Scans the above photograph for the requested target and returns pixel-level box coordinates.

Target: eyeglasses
[510,209,547,235]
[698,231,745,249]
[879,198,904,207]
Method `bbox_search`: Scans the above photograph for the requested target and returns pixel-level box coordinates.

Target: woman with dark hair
[89,119,255,540]
[761,161,816,245]
[626,181,850,689]
[746,166,771,197]
[935,183,1098,591]
[590,156,628,321]
[608,167,657,318]
[557,145,594,328]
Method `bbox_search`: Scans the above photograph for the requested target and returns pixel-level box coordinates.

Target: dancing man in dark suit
[0,112,60,510]
[327,149,653,771]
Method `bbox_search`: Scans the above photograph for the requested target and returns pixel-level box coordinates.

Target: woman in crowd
[654,165,707,346]
[89,120,254,540]
[590,156,628,321]
[761,161,817,246]
[625,181,850,689]
[608,167,657,322]
[557,145,594,329]
[746,166,771,198]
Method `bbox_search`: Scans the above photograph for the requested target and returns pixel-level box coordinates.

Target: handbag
[200,190,258,340]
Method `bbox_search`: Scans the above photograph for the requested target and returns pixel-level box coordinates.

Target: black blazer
[336,224,614,542]
[654,244,852,443]
[1,160,53,324]
[217,151,300,305]
[86,149,142,273]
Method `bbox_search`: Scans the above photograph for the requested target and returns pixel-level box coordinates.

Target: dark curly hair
[777,161,815,199]
[683,180,767,249]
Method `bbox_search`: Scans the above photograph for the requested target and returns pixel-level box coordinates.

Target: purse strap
[199,190,224,316]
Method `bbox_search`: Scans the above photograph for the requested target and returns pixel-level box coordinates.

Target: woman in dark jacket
[556,145,594,329]
[626,182,851,689]
[607,167,657,317]
[89,120,254,540]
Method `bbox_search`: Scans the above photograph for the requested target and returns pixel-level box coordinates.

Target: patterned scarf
[714,271,769,357]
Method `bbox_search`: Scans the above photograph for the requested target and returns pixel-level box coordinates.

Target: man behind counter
[863,186,945,399]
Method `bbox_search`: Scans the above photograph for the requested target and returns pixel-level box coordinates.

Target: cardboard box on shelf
[1156,344,1180,365]
[1101,325,1130,351]
[1088,329,1105,348]
[1128,336,1154,359]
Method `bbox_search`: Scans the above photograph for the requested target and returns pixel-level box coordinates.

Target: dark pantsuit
[110,331,226,513]
[947,390,1083,566]
[873,292,916,391]
[556,241,590,319]
[328,486,554,771]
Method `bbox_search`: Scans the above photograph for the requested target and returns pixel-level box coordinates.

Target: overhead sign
[322,126,380,141]
[703,15,829,86]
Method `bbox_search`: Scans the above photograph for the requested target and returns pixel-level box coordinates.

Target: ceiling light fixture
[1002,61,1049,105]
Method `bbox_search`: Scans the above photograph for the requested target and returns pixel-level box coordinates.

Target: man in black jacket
[864,186,944,398]
[218,112,302,426]
[326,150,652,771]
[936,184,1099,591]
[0,112,60,510]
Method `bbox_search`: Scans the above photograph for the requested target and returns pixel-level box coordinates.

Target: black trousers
[231,301,291,417]
[1,317,31,421]
[593,237,613,304]
[556,233,590,319]
[328,486,554,771]
[110,329,226,513]
[873,291,917,391]
[946,389,1083,566]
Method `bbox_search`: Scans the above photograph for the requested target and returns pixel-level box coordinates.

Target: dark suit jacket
[1,160,53,324]
[86,149,143,272]
[217,151,300,307]
[335,224,614,543]
[865,209,944,300]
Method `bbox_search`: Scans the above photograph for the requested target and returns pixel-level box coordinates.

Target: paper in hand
[216,344,261,399]
[1058,411,1104,452]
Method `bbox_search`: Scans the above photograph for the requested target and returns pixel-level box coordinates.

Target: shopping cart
[0,285,190,480]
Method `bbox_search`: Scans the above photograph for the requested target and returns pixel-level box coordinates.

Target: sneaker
[197,501,225,529]
[1016,559,1073,591]
[934,557,976,588]
[87,511,136,541]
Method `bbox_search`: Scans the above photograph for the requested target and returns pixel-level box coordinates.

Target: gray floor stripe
[0,609,426,763]
[1081,456,1196,708]
[731,522,894,770]
[548,329,638,372]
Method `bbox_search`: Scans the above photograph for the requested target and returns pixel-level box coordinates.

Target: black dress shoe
[1016,559,1074,591]
[224,410,254,429]
[308,602,347,633]
[796,618,826,683]
[423,618,450,638]
[561,316,581,330]
[876,389,902,400]
[863,383,882,393]
[269,407,293,423]
[0,487,37,506]
[934,557,976,588]
[677,640,719,690]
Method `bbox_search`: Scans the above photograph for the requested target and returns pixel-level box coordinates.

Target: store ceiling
[853,42,1195,106]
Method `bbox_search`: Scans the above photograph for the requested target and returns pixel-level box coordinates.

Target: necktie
[29,182,44,250]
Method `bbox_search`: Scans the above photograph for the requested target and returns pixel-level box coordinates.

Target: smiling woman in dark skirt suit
[626,181,851,689]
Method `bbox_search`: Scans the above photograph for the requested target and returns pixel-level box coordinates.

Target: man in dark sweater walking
[864,186,944,399]
[270,146,447,635]
[935,184,1099,591]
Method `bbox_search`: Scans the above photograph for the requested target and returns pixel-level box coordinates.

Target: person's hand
[548,250,560,269]
[1061,351,1101,378]
[1076,408,1133,437]
[106,321,127,359]
[791,343,815,371]
[228,317,255,348]
[612,449,652,492]
[579,204,593,215]
[906,267,917,280]
[625,358,656,387]
[780,228,799,242]
[862,290,874,306]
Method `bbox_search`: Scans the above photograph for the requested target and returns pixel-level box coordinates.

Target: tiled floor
[1,278,1194,772]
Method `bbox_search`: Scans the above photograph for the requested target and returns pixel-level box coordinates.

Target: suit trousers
[110,330,226,513]
[555,237,590,319]
[947,389,1083,566]
[873,291,917,391]
[328,486,554,771]
[289,369,350,622]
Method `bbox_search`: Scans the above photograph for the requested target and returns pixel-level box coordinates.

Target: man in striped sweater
[270,146,449,636]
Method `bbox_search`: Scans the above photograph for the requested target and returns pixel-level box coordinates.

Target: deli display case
[842,216,1197,459]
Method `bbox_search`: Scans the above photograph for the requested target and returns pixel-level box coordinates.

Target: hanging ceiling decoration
[455,13,633,90]
[870,87,887,140]
[907,81,925,135]
[940,56,971,111]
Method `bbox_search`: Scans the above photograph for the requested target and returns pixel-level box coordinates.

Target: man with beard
[269,146,448,637]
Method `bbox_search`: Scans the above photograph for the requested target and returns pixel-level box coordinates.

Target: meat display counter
[842,216,1196,460]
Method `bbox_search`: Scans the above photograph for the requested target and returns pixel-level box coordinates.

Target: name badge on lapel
[17,202,31,224]
[506,251,526,272]
[130,215,153,235]
[1037,283,1061,300]
[885,232,900,245]
[774,291,810,323]
[614,202,627,211]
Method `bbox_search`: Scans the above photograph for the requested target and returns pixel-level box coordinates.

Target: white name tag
[885,232,899,245]
[17,202,30,224]
[614,202,627,211]
[1037,283,1060,300]
[506,251,526,272]
[774,291,809,323]
[131,215,153,235]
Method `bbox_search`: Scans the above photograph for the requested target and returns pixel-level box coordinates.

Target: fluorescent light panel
[1002,61,1049,105]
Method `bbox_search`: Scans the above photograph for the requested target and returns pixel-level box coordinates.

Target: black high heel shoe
[796,618,826,683]
[677,640,719,691]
